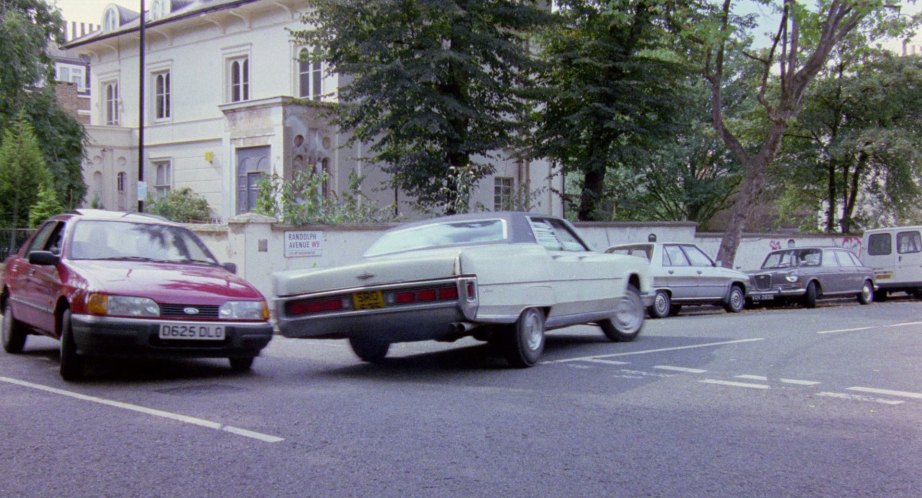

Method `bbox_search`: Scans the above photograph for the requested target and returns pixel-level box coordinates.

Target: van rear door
[862,231,896,284]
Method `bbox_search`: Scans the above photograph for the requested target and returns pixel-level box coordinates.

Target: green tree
[146,188,213,223]
[293,0,553,214]
[0,0,86,209]
[697,0,913,266]
[28,184,64,227]
[0,116,52,228]
[778,50,922,233]
[530,0,694,221]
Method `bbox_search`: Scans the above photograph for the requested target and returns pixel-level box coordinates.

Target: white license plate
[159,323,225,341]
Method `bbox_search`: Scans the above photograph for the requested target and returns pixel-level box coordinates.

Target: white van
[860,226,922,300]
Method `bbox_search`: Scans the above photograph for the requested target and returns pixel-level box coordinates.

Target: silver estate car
[605,243,749,318]
[746,247,876,308]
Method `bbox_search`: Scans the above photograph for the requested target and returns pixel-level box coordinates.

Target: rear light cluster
[285,280,476,317]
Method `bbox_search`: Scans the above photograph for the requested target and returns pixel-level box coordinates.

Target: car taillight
[390,285,459,305]
[465,281,476,301]
[286,298,345,316]
[395,291,415,304]
[439,286,458,300]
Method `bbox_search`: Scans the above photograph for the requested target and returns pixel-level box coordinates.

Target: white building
[65,0,562,221]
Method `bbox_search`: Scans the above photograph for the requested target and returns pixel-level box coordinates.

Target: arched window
[104,81,119,125]
[103,8,119,32]
[151,0,167,20]
[154,72,170,119]
[230,58,249,103]
[298,48,322,101]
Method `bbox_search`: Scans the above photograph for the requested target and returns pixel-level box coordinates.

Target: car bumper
[70,315,273,359]
[277,302,470,342]
[747,287,806,300]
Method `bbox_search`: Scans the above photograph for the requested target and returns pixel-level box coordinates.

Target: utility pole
[138,0,146,212]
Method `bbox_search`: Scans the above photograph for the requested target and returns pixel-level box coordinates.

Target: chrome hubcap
[616,295,641,331]
[524,312,542,351]
[655,293,668,314]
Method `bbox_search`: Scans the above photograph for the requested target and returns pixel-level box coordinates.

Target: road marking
[654,365,707,374]
[818,320,922,335]
[846,386,922,400]
[735,375,820,386]
[544,338,765,364]
[817,392,904,405]
[0,376,283,443]
[580,358,631,366]
[699,379,770,390]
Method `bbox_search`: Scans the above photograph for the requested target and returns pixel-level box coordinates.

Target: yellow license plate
[353,291,385,310]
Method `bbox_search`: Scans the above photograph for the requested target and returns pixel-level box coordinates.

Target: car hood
[71,260,264,303]
[274,247,464,297]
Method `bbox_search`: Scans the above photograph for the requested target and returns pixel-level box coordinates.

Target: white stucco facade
[67,0,563,222]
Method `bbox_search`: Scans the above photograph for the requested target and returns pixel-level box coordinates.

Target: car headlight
[219,300,269,320]
[87,294,160,317]
[785,273,799,283]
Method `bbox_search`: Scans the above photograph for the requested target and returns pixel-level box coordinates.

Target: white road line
[544,338,765,364]
[654,365,707,374]
[847,386,922,400]
[817,392,904,405]
[735,375,820,386]
[579,358,631,366]
[818,320,922,335]
[699,379,770,390]
[0,376,283,443]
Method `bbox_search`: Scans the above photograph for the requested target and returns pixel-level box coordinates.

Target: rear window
[867,233,891,256]
[364,219,507,257]
[897,231,921,254]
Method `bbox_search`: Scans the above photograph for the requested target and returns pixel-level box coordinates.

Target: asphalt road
[1,298,920,497]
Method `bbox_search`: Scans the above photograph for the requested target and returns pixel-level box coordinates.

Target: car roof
[381,211,574,245]
[51,209,177,226]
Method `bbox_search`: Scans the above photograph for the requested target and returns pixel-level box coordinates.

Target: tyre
[502,308,545,368]
[648,290,671,319]
[600,285,645,342]
[229,356,255,372]
[802,281,818,309]
[59,310,84,381]
[2,300,27,354]
[723,285,745,313]
[857,280,873,305]
[349,337,390,363]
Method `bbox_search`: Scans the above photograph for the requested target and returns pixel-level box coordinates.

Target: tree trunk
[715,158,766,268]
[577,168,606,221]
[825,160,836,232]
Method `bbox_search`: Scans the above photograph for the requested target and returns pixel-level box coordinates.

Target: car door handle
[668,270,675,275]
[697,271,703,275]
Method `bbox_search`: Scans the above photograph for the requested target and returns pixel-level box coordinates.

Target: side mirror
[222,262,237,274]
[28,251,60,266]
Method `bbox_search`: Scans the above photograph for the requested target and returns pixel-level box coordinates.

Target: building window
[153,161,171,199]
[117,172,126,192]
[298,48,322,101]
[154,71,171,120]
[151,0,167,19]
[229,57,249,103]
[494,177,514,211]
[236,146,269,214]
[103,8,119,32]
[104,81,119,125]
[56,64,86,92]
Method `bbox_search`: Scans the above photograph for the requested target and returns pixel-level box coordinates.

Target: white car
[273,212,653,367]
[606,243,749,318]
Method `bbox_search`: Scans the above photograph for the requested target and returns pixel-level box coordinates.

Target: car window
[820,250,839,267]
[663,245,690,266]
[527,218,588,252]
[609,246,651,261]
[364,219,507,256]
[681,245,713,267]
[24,221,61,255]
[836,251,857,267]
[867,233,891,256]
[69,220,218,264]
[897,231,921,254]
[761,250,797,269]
[799,249,821,267]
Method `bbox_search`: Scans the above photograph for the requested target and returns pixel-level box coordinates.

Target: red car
[1,209,273,380]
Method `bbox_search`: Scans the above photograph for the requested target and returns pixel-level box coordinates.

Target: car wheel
[349,337,390,363]
[803,281,818,309]
[857,280,874,305]
[600,285,645,342]
[723,285,745,313]
[2,300,27,354]
[229,356,255,372]
[648,290,671,319]
[502,308,545,368]
[59,310,84,381]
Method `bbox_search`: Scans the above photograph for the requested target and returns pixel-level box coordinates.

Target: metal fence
[0,229,34,262]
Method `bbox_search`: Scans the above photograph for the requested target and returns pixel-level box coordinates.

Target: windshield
[69,220,218,264]
[760,248,822,269]
[365,219,507,257]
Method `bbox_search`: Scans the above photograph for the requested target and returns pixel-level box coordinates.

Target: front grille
[753,274,772,291]
[160,304,220,318]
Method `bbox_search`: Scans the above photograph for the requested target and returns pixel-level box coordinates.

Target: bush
[255,170,397,225]
[28,184,64,227]
[146,188,213,223]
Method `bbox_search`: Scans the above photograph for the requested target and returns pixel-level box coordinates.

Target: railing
[0,229,34,262]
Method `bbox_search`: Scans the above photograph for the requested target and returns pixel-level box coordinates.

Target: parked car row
[1,210,904,380]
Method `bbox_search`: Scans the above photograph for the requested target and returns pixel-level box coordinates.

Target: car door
[818,249,845,294]
[527,217,611,319]
[895,230,922,284]
[833,250,861,292]
[10,221,65,333]
[661,245,699,300]
[681,244,724,300]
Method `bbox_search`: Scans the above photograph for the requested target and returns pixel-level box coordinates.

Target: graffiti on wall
[767,236,863,255]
